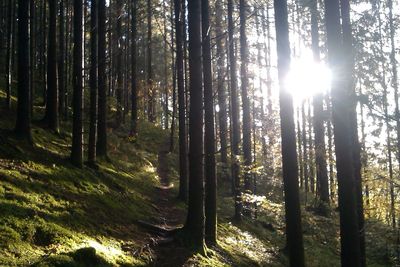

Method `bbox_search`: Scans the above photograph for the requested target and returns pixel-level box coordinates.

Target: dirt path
[144,140,191,266]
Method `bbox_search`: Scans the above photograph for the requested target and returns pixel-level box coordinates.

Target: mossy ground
[0,84,396,266]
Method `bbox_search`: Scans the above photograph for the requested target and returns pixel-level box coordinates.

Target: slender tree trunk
[175,0,188,201]
[88,0,98,165]
[228,0,242,221]
[389,0,400,230]
[15,0,32,142]
[44,0,59,132]
[115,0,123,128]
[311,0,329,205]
[297,107,304,188]
[59,0,66,119]
[324,0,361,265]
[131,0,138,135]
[239,0,252,194]
[71,0,83,167]
[5,0,13,109]
[147,0,154,122]
[215,0,228,166]
[202,0,217,245]
[273,0,305,265]
[185,0,205,250]
[97,0,107,158]
[40,0,47,106]
[301,101,309,193]
[29,0,35,114]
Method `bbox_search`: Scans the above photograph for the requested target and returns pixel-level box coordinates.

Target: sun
[285,53,331,102]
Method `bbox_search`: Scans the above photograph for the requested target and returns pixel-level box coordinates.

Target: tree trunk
[15,0,32,142]
[228,0,242,221]
[202,0,217,245]
[59,0,66,119]
[115,0,123,128]
[131,0,138,135]
[324,0,361,265]
[88,0,98,165]
[175,0,188,201]
[239,0,252,194]
[5,0,13,109]
[44,0,59,132]
[185,0,205,250]
[71,0,83,167]
[97,0,107,158]
[147,0,154,122]
[273,0,305,265]
[215,0,228,166]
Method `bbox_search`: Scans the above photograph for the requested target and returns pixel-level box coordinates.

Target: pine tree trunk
[147,0,154,122]
[59,0,66,118]
[273,0,305,265]
[185,0,205,250]
[202,0,217,245]
[228,0,242,221]
[15,0,32,142]
[310,0,329,205]
[131,0,138,135]
[44,0,59,132]
[71,0,83,167]
[324,0,361,265]
[88,0,98,165]
[115,0,123,128]
[239,0,252,194]
[5,0,13,109]
[215,0,228,166]
[97,0,107,158]
[175,0,188,201]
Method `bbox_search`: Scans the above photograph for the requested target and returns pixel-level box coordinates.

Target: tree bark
[228,0,242,221]
[71,0,83,167]
[202,0,217,245]
[88,0,98,165]
[324,0,361,265]
[44,0,59,132]
[274,0,305,265]
[97,0,107,158]
[175,0,188,201]
[15,0,32,142]
[185,0,205,250]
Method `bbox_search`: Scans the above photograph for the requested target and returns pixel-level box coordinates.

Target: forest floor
[0,87,397,266]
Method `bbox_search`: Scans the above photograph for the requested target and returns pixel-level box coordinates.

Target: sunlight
[285,52,331,102]
[85,239,124,258]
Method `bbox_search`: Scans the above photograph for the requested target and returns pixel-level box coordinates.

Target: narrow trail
[144,140,190,266]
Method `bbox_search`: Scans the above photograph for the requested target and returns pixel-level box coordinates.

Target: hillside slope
[0,89,396,266]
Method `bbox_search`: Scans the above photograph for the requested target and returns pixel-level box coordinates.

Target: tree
[174,0,188,201]
[239,0,252,196]
[15,0,32,142]
[88,0,98,165]
[115,0,123,128]
[324,0,361,265]
[215,0,228,167]
[273,0,305,265]
[97,0,107,158]
[71,0,83,167]
[310,0,329,206]
[5,0,13,109]
[147,0,154,122]
[202,0,217,245]
[44,0,59,132]
[227,0,242,221]
[131,0,138,135]
[185,0,205,250]
[59,0,66,118]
